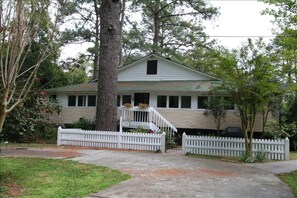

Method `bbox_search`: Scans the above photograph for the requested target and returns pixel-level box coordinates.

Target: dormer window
[147,60,157,75]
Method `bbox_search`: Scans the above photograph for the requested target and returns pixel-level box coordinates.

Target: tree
[95,0,122,131]
[204,96,227,135]
[0,0,56,132]
[261,0,296,30]
[124,0,218,60]
[57,0,126,79]
[213,39,282,156]
[57,0,101,79]
[261,0,297,84]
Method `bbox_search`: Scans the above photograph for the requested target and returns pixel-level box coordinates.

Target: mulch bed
[0,147,81,158]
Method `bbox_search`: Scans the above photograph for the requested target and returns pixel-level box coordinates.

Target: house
[46,54,271,135]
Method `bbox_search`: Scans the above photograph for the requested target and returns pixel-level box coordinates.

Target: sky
[60,0,276,60]
[204,0,275,49]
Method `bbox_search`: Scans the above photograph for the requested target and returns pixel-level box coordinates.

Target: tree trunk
[92,0,100,80]
[95,0,121,131]
[0,105,7,133]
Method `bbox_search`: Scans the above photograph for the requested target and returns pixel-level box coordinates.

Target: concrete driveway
[70,150,296,198]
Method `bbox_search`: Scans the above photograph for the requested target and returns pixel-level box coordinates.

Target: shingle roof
[46,81,220,93]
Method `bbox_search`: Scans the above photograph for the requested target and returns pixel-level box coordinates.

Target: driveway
[70,150,296,198]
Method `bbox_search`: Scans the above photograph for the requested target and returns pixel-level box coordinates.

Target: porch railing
[118,107,177,137]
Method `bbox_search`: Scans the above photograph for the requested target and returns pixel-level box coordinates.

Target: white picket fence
[57,127,166,153]
[182,133,290,160]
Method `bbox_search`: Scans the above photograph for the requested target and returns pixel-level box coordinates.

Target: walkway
[70,150,296,198]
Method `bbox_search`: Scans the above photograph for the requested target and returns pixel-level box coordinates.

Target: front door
[134,93,150,122]
[134,93,150,106]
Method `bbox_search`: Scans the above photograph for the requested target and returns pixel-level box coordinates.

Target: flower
[138,103,149,109]
[124,103,133,108]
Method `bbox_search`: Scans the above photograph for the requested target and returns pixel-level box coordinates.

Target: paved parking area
[70,150,296,198]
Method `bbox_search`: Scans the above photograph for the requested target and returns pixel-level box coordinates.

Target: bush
[239,151,266,163]
[70,117,94,130]
[1,95,60,143]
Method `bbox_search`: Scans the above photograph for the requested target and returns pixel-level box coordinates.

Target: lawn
[0,157,131,198]
[290,151,297,160]
[278,170,297,198]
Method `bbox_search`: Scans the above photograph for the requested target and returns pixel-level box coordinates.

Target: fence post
[57,126,62,146]
[161,132,166,153]
[284,137,290,160]
[182,132,186,154]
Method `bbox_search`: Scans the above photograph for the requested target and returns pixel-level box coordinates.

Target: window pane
[181,96,191,108]
[122,95,132,105]
[198,96,208,109]
[147,60,157,75]
[88,95,96,107]
[68,95,76,106]
[169,96,179,108]
[78,95,86,106]
[157,96,167,108]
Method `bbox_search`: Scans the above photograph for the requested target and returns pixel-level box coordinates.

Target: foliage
[239,151,267,163]
[204,96,228,134]
[123,0,219,63]
[0,157,130,198]
[211,39,283,157]
[127,127,150,133]
[278,170,297,198]
[1,92,61,143]
[0,0,57,132]
[261,0,297,30]
[266,121,297,151]
[70,117,94,130]
[261,0,297,84]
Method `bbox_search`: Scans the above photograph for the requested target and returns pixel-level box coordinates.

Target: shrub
[239,151,267,163]
[71,117,93,130]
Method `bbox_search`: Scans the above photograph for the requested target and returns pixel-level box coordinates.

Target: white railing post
[161,131,166,153]
[285,137,290,160]
[182,132,186,154]
[57,126,62,146]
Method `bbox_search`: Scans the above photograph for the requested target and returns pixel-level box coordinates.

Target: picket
[182,133,290,160]
[57,127,166,153]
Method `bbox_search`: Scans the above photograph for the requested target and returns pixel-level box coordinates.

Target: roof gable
[118,54,219,82]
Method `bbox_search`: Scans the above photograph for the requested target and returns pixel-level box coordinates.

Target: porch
[117,106,177,137]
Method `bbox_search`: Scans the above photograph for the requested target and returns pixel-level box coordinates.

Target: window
[157,96,167,108]
[198,96,208,109]
[122,95,132,105]
[147,60,157,75]
[78,95,86,106]
[88,95,96,107]
[68,95,76,106]
[223,97,234,110]
[169,96,179,108]
[181,96,191,108]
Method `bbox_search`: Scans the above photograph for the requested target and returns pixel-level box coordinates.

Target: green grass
[0,157,131,198]
[185,153,242,163]
[290,151,297,160]
[0,143,57,149]
[278,170,297,198]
